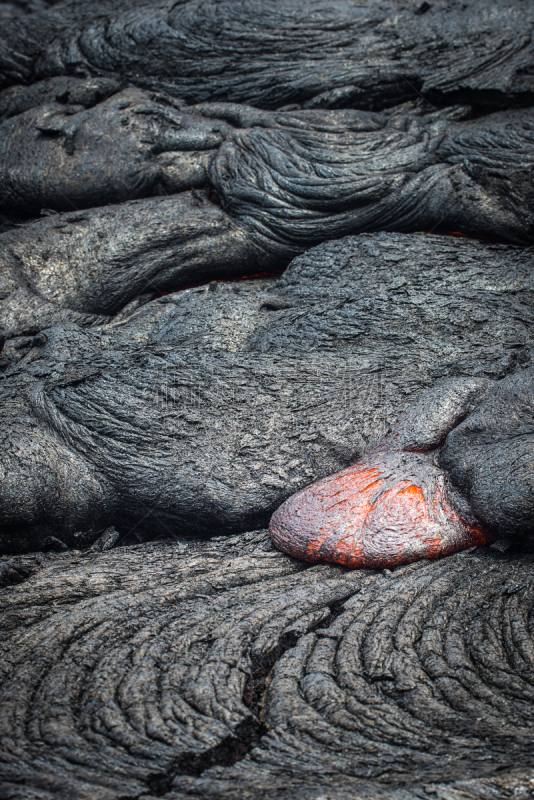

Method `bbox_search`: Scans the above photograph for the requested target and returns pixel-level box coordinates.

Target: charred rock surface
[1,530,534,799]
[1,0,533,111]
[2,232,534,553]
[2,98,534,337]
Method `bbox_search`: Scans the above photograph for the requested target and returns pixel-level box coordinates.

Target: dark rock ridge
[0,87,232,212]
[2,232,534,554]
[2,89,533,236]
[0,0,58,22]
[0,191,263,340]
[1,93,534,338]
[270,366,534,567]
[270,377,492,570]
[0,0,533,110]
[1,529,534,798]
[209,103,534,248]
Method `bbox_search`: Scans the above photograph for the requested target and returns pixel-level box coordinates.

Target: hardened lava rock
[0,530,534,798]
[1,94,534,338]
[0,0,58,22]
[0,86,232,213]
[0,0,533,110]
[2,232,534,554]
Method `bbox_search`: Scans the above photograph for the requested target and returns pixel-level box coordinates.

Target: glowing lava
[270,448,488,570]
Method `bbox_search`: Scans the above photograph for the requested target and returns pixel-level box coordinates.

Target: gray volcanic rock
[0,0,533,110]
[1,232,534,553]
[210,104,534,247]
[441,368,534,538]
[0,0,57,22]
[1,94,534,237]
[0,530,533,798]
[0,87,231,212]
[1,99,534,338]
[0,75,121,121]
[0,192,265,339]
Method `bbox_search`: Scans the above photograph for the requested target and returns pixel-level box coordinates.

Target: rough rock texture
[0,75,121,122]
[1,529,534,799]
[2,232,534,554]
[3,92,534,236]
[0,87,232,212]
[209,104,534,247]
[441,368,534,538]
[1,0,533,110]
[270,378,491,570]
[2,96,534,338]
[0,0,58,22]
[1,3,533,796]
[0,192,265,340]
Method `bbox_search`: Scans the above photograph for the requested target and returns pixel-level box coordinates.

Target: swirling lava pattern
[1,532,534,799]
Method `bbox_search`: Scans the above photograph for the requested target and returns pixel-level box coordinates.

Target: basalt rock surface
[1,0,533,111]
[0,86,232,213]
[208,104,534,248]
[3,93,534,236]
[2,232,534,554]
[1,2,534,795]
[2,96,534,338]
[0,0,58,22]
[0,191,264,340]
[1,529,534,799]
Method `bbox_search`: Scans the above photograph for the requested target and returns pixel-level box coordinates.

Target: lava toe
[269,450,488,569]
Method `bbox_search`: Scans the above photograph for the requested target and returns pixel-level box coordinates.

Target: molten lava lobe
[270,447,488,570]
[2,233,533,555]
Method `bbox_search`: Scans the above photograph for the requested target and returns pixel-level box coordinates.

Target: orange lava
[270,452,488,570]
[424,230,495,242]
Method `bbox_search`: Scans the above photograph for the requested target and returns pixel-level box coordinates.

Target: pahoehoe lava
[1,0,533,110]
[270,378,492,570]
[1,530,534,799]
[1,91,534,338]
[2,232,534,555]
[1,1,534,796]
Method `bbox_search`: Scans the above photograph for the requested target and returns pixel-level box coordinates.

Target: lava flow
[270,448,488,570]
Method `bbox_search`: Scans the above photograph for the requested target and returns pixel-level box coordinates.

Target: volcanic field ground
[1,1,534,799]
